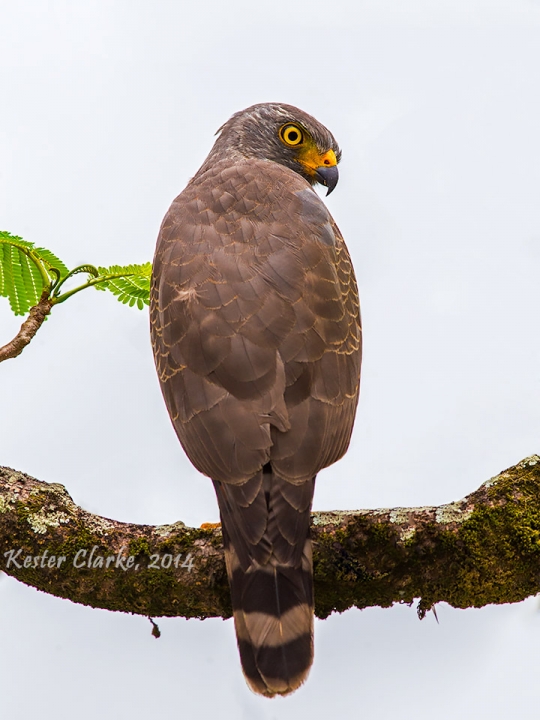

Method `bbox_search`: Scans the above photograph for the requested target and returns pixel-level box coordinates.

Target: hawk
[150,103,362,696]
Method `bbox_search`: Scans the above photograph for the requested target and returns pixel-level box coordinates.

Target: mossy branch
[2,456,540,619]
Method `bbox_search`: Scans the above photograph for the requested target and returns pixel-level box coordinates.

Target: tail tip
[244,666,312,698]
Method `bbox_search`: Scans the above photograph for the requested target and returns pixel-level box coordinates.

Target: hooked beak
[315,165,339,196]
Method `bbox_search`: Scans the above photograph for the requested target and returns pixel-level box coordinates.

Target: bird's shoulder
[151,156,358,346]
[156,157,336,249]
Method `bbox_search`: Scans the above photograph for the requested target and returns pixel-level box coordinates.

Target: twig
[0,292,53,363]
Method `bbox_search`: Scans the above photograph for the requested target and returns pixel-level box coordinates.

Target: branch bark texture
[0,292,52,363]
[1,456,540,619]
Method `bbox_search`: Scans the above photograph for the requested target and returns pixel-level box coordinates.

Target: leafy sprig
[0,231,151,315]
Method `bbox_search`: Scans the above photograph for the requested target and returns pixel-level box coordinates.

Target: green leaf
[95,263,152,309]
[34,247,69,279]
[0,242,6,298]
[19,249,43,309]
[0,233,32,310]
[1,231,152,316]
[0,243,32,315]
[0,231,70,315]
[0,231,33,250]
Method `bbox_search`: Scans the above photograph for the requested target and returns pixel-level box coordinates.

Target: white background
[1,1,540,717]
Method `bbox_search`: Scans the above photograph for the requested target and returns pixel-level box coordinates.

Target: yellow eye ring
[279,124,304,147]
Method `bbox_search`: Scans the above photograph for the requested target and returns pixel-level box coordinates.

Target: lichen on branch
[1,456,540,619]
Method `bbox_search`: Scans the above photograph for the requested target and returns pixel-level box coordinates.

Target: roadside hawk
[150,103,362,697]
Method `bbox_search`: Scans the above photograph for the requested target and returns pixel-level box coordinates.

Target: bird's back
[151,154,361,696]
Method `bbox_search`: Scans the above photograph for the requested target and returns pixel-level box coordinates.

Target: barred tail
[213,468,315,697]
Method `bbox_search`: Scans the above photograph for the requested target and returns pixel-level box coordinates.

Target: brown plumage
[150,103,361,696]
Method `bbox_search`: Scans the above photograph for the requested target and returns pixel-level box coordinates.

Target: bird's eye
[279,124,304,147]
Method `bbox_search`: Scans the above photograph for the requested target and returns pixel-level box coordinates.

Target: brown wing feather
[150,157,361,696]
[151,161,361,482]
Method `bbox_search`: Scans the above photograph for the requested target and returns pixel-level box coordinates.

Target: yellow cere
[296,146,337,176]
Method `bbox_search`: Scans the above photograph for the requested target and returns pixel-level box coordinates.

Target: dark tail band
[214,470,315,697]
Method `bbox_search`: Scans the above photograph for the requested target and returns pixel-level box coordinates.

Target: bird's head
[209,103,342,195]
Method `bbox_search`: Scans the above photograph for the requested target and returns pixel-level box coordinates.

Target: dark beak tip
[315,165,339,196]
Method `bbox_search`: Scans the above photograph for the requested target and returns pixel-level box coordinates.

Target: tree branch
[1,456,540,619]
[0,292,52,363]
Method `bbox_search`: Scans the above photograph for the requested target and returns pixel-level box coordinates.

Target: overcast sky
[1,1,540,718]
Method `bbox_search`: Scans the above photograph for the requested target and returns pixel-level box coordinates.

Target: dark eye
[279,124,304,147]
